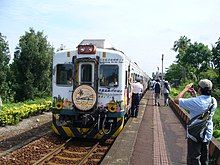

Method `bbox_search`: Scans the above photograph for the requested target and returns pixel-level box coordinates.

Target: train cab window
[80,64,93,85]
[100,65,119,87]
[56,64,73,85]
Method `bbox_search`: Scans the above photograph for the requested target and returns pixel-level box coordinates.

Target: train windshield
[100,65,119,87]
[56,64,73,86]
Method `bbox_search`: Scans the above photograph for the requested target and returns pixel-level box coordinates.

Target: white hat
[199,79,212,90]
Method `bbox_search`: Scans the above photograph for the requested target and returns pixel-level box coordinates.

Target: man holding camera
[174,79,217,165]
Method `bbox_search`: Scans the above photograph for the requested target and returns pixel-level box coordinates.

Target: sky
[0,0,220,77]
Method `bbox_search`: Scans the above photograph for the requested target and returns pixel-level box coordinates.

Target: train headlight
[78,45,96,54]
[107,102,117,112]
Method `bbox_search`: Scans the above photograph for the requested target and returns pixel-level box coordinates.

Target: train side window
[56,64,73,86]
[100,65,119,87]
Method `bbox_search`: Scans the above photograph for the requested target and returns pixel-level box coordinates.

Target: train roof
[55,39,126,56]
[78,39,125,54]
[79,39,112,49]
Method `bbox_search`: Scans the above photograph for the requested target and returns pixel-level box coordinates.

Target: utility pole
[162,54,164,81]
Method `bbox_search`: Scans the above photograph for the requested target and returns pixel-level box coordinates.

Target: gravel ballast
[0,112,52,154]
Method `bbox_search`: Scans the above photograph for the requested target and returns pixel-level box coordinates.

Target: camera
[188,86,196,95]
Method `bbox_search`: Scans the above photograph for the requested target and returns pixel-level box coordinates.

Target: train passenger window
[56,64,73,85]
[100,65,119,87]
[81,64,92,85]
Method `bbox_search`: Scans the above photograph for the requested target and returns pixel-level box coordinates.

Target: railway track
[0,132,114,165]
[33,138,113,165]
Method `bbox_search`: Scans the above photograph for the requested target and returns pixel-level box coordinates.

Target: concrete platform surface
[101,91,187,165]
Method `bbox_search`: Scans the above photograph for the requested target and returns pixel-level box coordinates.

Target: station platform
[101,90,187,165]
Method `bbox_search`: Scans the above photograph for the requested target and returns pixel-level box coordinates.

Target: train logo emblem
[72,85,96,111]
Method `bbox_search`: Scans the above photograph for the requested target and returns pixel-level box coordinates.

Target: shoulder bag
[187,98,214,142]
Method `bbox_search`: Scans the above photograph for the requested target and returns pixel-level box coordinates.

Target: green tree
[173,35,191,52]
[173,36,191,63]
[11,28,54,101]
[0,33,10,101]
[181,42,212,79]
[171,36,192,81]
[199,69,218,81]
[170,36,214,83]
[212,38,220,85]
[165,63,182,83]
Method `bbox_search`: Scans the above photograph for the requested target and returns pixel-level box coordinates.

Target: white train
[51,39,150,139]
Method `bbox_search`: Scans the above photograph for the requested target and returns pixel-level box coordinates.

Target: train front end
[51,40,126,139]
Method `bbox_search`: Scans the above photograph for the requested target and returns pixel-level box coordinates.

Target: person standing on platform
[150,79,156,90]
[154,79,161,106]
[131,77,143,117]
[174,79,217,165]
[163,80,171,106]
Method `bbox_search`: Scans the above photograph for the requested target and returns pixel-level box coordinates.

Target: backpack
[164,83,170,92]
[154,82,161,93]
[187,98,214,142]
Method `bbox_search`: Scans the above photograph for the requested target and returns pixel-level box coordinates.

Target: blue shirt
[179,95,217,142]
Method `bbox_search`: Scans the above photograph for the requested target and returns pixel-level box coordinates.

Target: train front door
[72,55,99,91]
[72,59,99,111]
[78,62,95,87]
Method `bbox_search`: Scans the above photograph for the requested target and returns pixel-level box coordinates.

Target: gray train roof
[78,39,124,54]
[79,39,112,49]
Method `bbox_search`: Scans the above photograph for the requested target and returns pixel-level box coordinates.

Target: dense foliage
[0,28,54,103]
[212,38,220,85]
[166,35,220,98]
[11,28,54,101]
[0,33,10,101]
[0,98,51,126]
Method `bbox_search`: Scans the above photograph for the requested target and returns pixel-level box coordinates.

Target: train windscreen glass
[100,65,119,87]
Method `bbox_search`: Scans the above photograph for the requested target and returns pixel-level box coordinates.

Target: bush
[0,98,52,126]
[213,88,220,102]
[170,88,179,98]
[213,130,220,138]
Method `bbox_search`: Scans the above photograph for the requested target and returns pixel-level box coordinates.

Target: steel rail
[77,142,100,165]
[33,138,72,165]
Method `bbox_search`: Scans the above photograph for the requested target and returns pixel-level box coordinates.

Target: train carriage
[51,39,150,139]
